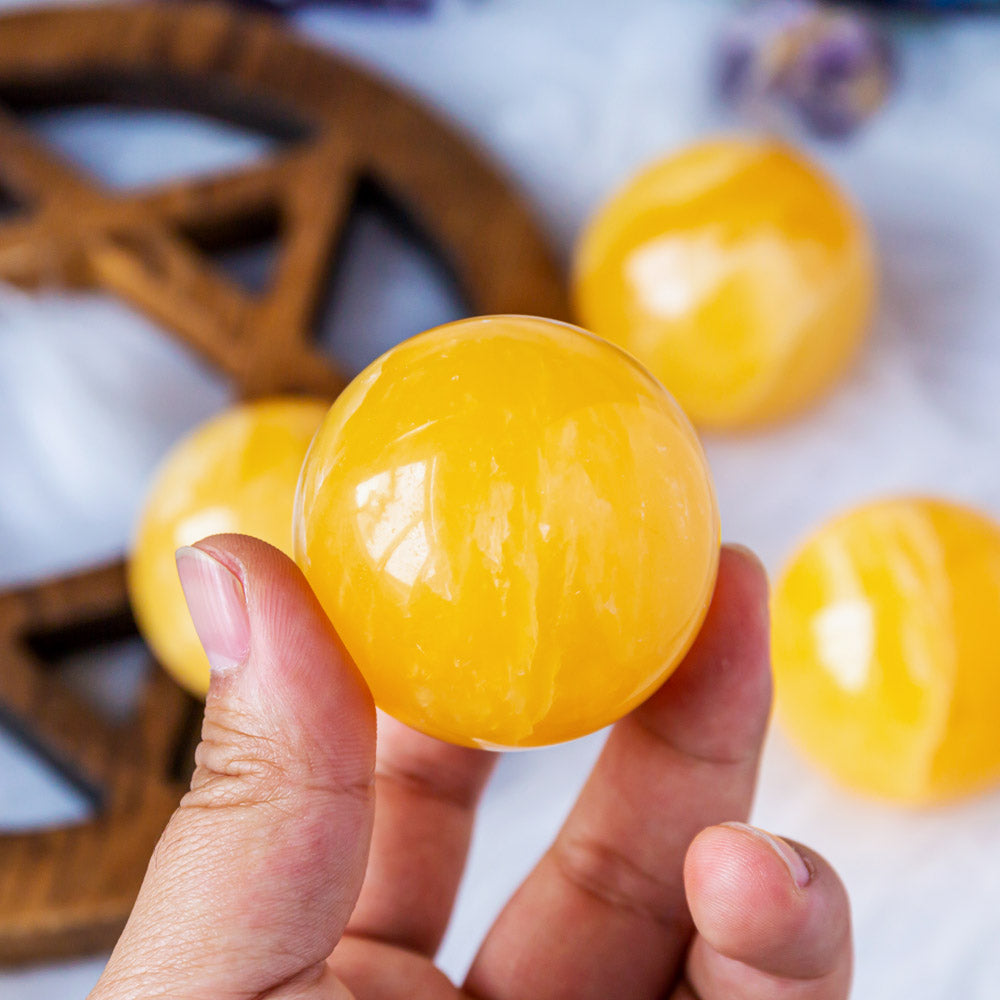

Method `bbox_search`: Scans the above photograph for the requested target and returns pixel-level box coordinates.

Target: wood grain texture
[0,0,568,964]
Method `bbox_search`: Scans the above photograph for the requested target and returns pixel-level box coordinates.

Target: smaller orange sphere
[572,137,876,429]
[129,397,329,696]
[772,497,1000,804]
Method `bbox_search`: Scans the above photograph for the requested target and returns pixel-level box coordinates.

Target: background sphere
[573,137,876,429]
[295,316,720,748]
[772,497,1000,804]
[129,397,329,696]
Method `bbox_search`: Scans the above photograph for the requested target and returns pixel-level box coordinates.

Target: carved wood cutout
[0,0,567,964]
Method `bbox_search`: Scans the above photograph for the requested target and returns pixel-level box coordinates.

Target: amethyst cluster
[717,0,896,139]
[859,1,998,7]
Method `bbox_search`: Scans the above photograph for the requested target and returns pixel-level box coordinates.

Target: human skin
[89,538,852,1000]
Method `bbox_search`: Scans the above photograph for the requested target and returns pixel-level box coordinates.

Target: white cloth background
[2,1,1000,996]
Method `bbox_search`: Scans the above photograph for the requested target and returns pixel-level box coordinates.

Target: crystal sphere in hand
[294,316,719,748]
[573,138,876,429]
[772,497,1000,804]
[129,398,329,697]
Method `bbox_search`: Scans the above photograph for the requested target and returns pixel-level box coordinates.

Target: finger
[344,712,497,956]
[465,545,772,1000]
[92,535,375,1000]
[682,824,852,999]
[331,934,461,1000]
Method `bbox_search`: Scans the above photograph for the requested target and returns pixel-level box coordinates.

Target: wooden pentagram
[0,0,567,964]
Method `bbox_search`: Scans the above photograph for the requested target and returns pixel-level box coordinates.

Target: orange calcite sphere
[129,398,329,696]
[772,498,1000,804]
[294,316,719,748]
[572,137,876,429]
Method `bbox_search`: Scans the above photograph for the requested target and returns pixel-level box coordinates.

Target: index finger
[343,713,497,957]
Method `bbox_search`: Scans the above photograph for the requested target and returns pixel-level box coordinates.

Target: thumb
[92,534,375,1000]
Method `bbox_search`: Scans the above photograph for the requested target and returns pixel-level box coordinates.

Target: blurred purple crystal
[717,0,896,139]
[857,1,998,8]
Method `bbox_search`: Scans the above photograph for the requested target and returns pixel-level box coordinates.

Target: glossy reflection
[129,398,329,696]
[572,137,876,429]
[772,497,1000,804]
[294,316,720,748]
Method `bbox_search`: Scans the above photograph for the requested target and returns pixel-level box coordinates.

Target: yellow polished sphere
[772,498,1000,804]
[294,316,719,748]
[573,137,876,429]
[129,397,329,697]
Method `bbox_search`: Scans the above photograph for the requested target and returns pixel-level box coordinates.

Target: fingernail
[176,546,251,675]
[721,821,813,888]
[724,542,763,565]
